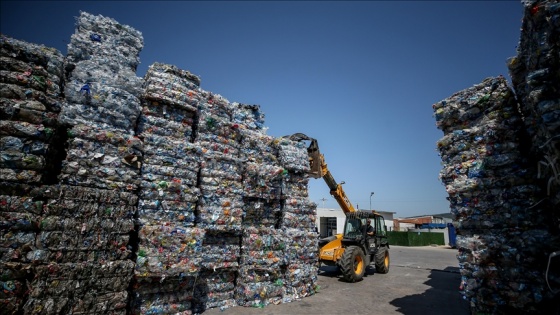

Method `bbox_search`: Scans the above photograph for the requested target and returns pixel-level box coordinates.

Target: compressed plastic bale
[145,62,201,87]
[67,11,143,68]
[198,112,241,141]
[0,211,40,231]
[141,168,197,186]
[58,102,137,132]
[0,168,42,183]
[59,164,141,191]
[138,183,199,202]
[273,137,311,173]
[193,269,238,312]
[0,70,55,94]
[0,194,43,215]
[41,184,138,203]
[238,128,277,162]
[197,203,244,230]
[198,91,233,120]
[0,34,65,78]
[137,203,196,226]
[242,162,285,199]
[283,197,317,215]
[0,58,62,98]
[0,120,55,141]
[66,124,142,150]
[283,228,319,264]
[200,155,243,180]
[197,139,241,157]
[137,114,194,139]
[36,230,130,252]
[24,291,128,315]
[0,150,45,170]
[282,173,310,198]
[507,0,560,208]
[280,212,317,230]
[238,265,283,284]
[33,260,134,279]
[142,164,198,181]
[200,231,241,269]
[68,59,144,96]
[27,249,130,264]
[0,83,63,113]
[1,231,36,263]
[140,133,198,155]
[29,277,130,299]
[433,76,519,133]
[240,227,287,268]
[231,102,266,130]
[62,81,141,122]
[143,71,201,112]
[235,281,285,308]
[242,198,282,227]
[0,99,59,126]
[135,225,205,278]
[38,216,134,235]
[23,296,69,315]
[142,135,201,159]
[283,263,319,302]
[141,99,196,124]
[281,197,317,231]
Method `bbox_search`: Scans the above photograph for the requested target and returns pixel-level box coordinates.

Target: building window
[327,217,337,236]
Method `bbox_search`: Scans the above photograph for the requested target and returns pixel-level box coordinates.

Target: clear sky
[1,1,524,217]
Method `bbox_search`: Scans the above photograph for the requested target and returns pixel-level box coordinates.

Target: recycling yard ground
[204,245,469,315]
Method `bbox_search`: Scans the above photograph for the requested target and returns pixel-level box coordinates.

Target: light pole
[370,192,374,210]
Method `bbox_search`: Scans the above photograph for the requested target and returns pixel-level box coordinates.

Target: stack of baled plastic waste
[236,226,287,308]
[238,126,283,226]
[130,276,197,315]
[23,12,144,314]
[2,11,323,313]
[0,34,65,185]
[273,137,319,300]
[0,34,65,314]
[132,62,204,314]
[508,0,560,207]
[137,62,201,229]
[23,185,136,315]
[60,11,144,131]
[434,76,553,313]
[233,104,285,308]
[196,93,245,231]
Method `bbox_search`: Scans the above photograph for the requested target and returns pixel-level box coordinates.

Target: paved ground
[203,245,471,315]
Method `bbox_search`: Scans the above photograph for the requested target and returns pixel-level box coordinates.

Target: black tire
[339,246,366,282]
[375,246,390,274]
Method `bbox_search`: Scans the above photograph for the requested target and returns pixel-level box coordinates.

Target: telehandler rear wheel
[339,246,366,282]
[375,246,390,274]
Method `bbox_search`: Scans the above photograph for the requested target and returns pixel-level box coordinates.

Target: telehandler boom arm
[287,133,356,214]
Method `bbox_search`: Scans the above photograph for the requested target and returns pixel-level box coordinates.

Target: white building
[315,207,395,237]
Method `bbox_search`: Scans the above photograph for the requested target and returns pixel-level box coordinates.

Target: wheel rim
[384,252,390,268]
[355,255,364,273]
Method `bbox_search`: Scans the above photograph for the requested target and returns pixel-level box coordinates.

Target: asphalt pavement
[203,245,471,315]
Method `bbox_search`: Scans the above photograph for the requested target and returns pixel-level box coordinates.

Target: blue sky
[1,1,524,217]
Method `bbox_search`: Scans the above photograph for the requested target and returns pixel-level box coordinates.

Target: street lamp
[370,192,374,210]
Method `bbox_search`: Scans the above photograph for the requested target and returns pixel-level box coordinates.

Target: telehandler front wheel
[375,246,390,274]
[339,246,366,282]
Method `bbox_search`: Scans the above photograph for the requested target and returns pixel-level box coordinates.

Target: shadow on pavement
[389,266,470,315]
[318,265,378,282]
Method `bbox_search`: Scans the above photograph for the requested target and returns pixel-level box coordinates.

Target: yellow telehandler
[286,133,390,282]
